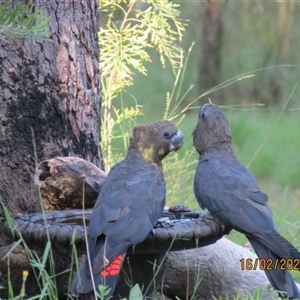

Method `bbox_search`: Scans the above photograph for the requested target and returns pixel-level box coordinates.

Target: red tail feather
[101,254,126,277]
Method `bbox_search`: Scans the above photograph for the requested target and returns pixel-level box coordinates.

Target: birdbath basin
[6,208,225,254]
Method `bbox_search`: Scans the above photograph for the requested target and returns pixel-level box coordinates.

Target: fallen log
[35,157,107,211]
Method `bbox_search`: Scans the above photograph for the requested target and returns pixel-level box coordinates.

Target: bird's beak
[170,129,184,152]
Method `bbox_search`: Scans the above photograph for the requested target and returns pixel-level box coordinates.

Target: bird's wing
[194,157,280,244]
[88,157,165,271]
[194,158,300,259]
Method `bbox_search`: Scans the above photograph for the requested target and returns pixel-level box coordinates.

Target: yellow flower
[22,270,29,280]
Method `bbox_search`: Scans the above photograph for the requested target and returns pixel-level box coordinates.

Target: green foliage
[128,284,143,300]
[228,108,300,190]
[0,2,50,41]
[226,287,280,300]
[1,199,60,300]
[96,285,112,300]
[99,0,186,169]
[100,0,185,98]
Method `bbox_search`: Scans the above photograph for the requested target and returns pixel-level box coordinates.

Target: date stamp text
[240,258,300,271]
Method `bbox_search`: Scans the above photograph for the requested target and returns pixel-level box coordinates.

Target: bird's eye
[163,131,170,137]
[200,104,208,119]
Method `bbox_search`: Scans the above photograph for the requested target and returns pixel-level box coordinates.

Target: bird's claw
[156,218,174,228]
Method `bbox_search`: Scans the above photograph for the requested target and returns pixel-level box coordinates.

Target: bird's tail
[248,237,300,299]
[94,253,126,298]
[70,253,126,299]
[70,257,93,296]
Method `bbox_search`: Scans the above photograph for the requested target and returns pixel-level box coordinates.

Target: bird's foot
[205,212,232,235]
[156,218,174,228]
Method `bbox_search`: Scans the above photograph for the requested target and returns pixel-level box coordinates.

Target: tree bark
[0,0,102,246]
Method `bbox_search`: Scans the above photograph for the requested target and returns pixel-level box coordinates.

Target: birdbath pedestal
[5,208,226,299]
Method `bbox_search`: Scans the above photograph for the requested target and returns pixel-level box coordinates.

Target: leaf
[0,2,51,41]
[129,284,143,300]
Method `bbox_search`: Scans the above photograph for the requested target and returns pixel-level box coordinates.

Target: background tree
[199,1,224,100]
[0,0,102,246]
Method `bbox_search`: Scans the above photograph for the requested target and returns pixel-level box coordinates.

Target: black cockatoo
[193,103,300,299]
[71,120,184,298]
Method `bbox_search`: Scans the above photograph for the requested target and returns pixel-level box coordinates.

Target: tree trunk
[199,1,223,100]
[0,0,102,246]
